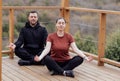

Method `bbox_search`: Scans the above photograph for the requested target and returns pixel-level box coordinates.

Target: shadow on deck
[2,56,120,81]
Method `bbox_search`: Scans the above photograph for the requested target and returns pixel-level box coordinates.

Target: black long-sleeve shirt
[15,22,48,50]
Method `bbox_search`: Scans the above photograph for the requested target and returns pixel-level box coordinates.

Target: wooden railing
[0,0,2,80]
[0,0,120,76]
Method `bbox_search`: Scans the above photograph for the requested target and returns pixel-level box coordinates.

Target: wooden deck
[2,56,120,81]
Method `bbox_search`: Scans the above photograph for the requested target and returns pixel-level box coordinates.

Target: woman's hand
[34,55,40,62]
[85,56,93,62]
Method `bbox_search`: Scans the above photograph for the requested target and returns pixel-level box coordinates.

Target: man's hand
[8,43,16,50]
[34,55,40,62]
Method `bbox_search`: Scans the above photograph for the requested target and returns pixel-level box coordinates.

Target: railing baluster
[98,13,106,66]
[0,0,2,80]
[9,9,14,59]
[60,0,70,32]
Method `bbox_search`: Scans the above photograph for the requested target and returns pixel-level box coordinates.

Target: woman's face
[56,18,66,31]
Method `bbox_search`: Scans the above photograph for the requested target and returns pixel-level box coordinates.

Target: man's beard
[30,20,37,27]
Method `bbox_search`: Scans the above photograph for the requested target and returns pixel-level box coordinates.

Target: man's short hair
[27,11,38,17]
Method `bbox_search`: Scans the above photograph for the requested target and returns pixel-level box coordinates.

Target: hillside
[3,0,120,11]
[2,0,120,38]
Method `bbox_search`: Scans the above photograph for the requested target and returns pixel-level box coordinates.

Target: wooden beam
[3,6,61,10]
[9,9,14,59]
[60,0,70,32]
[66,7,120,15]
[2,50,11,54]
[98,13,106,66]
[101,58,120,67]
[0,0,2,80]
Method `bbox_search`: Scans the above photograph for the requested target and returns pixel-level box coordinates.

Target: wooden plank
[2,65,32,81]
[2,57,120,81]
[78,65,113,81]
[9,9,14,59]
[3,61,32,81]
[80,61,120,81]
[61,0,70,33]
[98,13,106,66]
[2,73,13,81]
[74,70,96,81]
[26,66,58,81]
[3,6,61,10]
[66,7,120,15]
[3,70,22,81]
[2,50,11,54]
[2,58,43,81]
[0,0,2,80]
[101,58,120,67]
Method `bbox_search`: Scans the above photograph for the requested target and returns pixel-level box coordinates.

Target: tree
[105,30,120,62]
[74,31,97,54]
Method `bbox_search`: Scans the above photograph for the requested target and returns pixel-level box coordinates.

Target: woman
[34,18,93,78]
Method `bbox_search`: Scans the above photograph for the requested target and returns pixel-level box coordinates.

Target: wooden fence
[0,0,2,80]
[0,0,120,80]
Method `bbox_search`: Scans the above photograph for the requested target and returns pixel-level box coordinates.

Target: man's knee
[14,48,20,56]
[14,48,26,57]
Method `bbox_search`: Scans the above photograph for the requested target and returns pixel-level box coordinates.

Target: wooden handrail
[3,6,120,15]
[101,58,120,67]
[2,50,11,54]
[3,6,62,10]
[0,0,2,80]
[66,7,120,15]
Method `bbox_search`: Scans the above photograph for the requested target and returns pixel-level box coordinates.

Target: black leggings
[44,55,84,74]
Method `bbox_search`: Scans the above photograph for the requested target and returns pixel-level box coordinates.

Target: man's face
[28,13,38,26]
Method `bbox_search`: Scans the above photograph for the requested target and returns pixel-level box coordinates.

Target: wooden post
[0,0,2,80]
[60,0,70,32]
[98,13,106,66]
[9,9,14,59]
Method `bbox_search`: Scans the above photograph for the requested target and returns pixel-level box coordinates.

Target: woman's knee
[44,55,52,62]
[74,56,84,64]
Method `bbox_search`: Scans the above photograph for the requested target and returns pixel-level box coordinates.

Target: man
[8,11,48,66]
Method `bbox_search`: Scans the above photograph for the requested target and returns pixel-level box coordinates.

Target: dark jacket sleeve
[14,28,24,48]
[42,27,48,46]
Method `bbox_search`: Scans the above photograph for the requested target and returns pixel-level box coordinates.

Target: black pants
[15,48,45,65]
[44,55,84,74]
